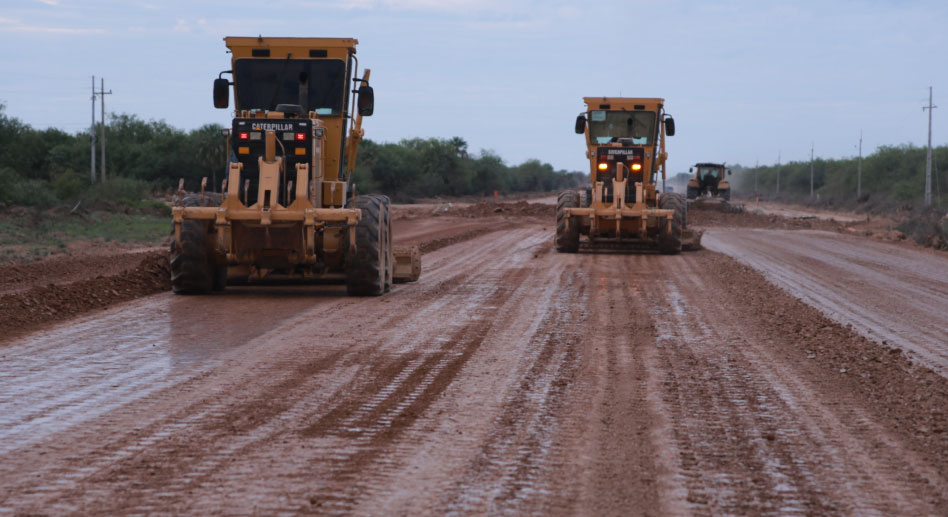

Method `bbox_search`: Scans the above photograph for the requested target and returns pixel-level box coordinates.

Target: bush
[83,176,153,204]
[53,170,86,200]
[896,209,948,250]
[0,167,58,207]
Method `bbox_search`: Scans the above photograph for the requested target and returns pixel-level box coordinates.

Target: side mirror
[727,169,732,176]
[357,85,374,116]
[689,167,693,172]
[213,78,230,109]
[664,117,676,136]
[574,115,586,134]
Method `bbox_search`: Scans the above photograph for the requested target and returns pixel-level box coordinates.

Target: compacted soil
[1,202,947,515]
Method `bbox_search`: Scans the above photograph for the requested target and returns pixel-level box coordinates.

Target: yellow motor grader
[171,36,420,295]
[557,97,700,253]
[687,162,731,202]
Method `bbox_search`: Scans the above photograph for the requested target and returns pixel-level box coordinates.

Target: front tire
[346,195,386,296]
[555,190,580,253]
[171,193,221,294]
[657,192,684,255]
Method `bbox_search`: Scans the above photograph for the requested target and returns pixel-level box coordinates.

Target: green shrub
[0,167,58,207]
[83,176,152,204]
[53,170,86,200]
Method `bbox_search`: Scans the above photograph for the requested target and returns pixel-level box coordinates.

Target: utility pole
[923,86,937,207]
[776,151,781,195]
[809,142,814,198]
[754,158,759,195]
[98,78,113,182]
[90,75,96,183]
[857,131,863,200]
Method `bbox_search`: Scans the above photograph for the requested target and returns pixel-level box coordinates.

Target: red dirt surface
[2,198,947,514]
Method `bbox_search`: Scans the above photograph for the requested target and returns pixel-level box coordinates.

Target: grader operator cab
[687,162,731,201]
[171,36,421,295]
[557,97,700,253]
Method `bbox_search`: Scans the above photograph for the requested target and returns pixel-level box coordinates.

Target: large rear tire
[346,195,386,296]
[687,186,699,200]
[657,192,684,255]
[170,193,221,294]
[720,188,731,201]
[555,190,580,253]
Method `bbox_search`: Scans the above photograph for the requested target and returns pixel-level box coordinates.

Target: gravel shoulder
[705,228,948,376]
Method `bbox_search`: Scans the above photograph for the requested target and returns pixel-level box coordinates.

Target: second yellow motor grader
[557,97,700,253]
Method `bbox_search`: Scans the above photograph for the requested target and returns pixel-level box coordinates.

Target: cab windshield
[698,167,722,179]
[588,110,656,145]
[234,58,347,115]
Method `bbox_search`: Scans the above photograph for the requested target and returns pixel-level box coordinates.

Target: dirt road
[2,213,948,515]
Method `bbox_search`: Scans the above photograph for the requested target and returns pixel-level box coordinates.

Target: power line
[90,76,96,183]
[923,86,937,207]
[98,78,112,182]
[809,141,814,198]
[89,75,113,183]
[857,130,863,200]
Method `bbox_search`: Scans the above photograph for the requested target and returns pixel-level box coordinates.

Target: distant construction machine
[171,36,421,295]
[687,162,731,202]
[557,97,700,253]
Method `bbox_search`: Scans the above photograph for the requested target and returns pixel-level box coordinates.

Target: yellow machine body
[171,37,420,293]
[572,97,674,246]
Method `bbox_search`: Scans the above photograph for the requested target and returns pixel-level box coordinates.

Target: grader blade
[682,228,704,251]
[393,246,421,283]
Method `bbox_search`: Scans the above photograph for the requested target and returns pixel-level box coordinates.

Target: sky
[1,0,946,175]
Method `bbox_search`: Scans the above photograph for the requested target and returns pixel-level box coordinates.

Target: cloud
[0,16,104,34]
[172,19,190,32]
[307,0,537,14]
[36,0,59,5]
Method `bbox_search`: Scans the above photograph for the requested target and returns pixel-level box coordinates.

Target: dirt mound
[0,250,160,296]
[689,205,843,231]
[417,227,501,254]
[437,200,552,218]
[0,252,170,343]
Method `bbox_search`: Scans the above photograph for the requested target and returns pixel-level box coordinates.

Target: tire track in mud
[434,266,586,515]
[299,266,529,513]
[133,230,546,516]
[533,253,676,516]
[0,227,552,515]
[641,251,948,515]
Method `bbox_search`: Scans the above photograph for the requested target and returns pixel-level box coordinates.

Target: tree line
[0,105,584,208]
[728,144,947,210]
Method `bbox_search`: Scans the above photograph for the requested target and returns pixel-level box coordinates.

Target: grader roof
[583,97,665,110]
[224,37,358,60]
